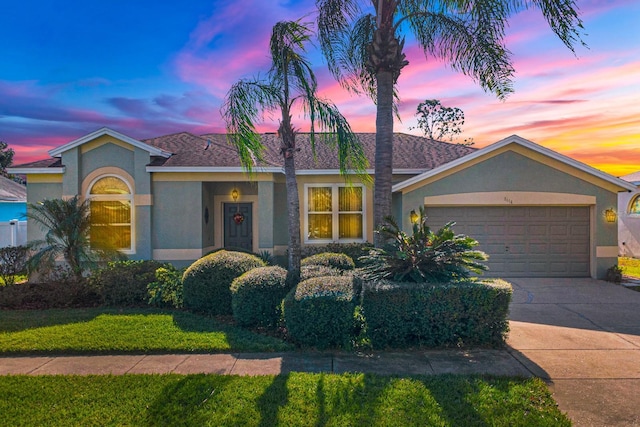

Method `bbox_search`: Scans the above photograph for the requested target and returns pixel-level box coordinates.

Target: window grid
[305,184,365,243]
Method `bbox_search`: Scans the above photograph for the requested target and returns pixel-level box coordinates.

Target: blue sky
[2,0,639,176]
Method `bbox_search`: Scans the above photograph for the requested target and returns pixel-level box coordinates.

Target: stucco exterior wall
[619,189,640,258]
[399,150,620,279]
[25,180,63,243]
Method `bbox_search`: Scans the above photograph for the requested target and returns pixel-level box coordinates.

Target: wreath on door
[233,212,245,225]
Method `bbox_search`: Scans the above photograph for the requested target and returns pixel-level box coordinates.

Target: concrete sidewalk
[0,349,532,377]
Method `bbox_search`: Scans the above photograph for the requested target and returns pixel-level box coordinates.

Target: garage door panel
[425,206,590,277]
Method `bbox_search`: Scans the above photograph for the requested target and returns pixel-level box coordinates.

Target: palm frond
[222,79,281,173]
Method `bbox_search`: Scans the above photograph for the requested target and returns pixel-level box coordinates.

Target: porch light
[231,188,239,202]
[410,209,419,224]
[604,208,617,223]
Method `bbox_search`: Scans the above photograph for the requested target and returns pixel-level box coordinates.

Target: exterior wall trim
[423,192,597,206]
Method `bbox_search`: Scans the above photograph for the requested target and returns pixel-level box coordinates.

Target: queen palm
[316,0,585,244]
[222,20,369,284]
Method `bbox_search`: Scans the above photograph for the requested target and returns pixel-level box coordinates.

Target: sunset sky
[2,0,639,177]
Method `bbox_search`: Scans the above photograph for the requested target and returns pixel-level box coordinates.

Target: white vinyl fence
[0,220,27,248]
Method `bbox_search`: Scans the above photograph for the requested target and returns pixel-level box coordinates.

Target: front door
[224,203,253,250]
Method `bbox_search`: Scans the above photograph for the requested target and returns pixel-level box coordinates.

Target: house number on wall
[503,197,513,204]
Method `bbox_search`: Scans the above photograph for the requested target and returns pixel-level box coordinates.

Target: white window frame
[629,194,640,216]
[86,174,135,254]
[303,183,366,244]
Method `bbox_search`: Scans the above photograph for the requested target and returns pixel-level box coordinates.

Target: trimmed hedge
[283,275,359,348]
[300,264,344,281]
[182,250,266,315]
[0,280,101,309]
[301,243,373,267]
[301,252,355,271]
[362,279,512,349]
[90,260,165,307]
[230,266,289,327]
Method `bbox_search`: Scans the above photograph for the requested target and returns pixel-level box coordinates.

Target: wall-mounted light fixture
[410,209,419,224]
[231,188,239,202]
[604,208,617,223]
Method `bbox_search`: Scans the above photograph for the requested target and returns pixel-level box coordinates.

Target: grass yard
[0,308,291,354]
[619,257,640,279]
[0,373,570,427]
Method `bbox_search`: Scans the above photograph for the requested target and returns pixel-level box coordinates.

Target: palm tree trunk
[374,69,395,247]
[280,120,302,286]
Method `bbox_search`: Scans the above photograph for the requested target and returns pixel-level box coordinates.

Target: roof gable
[393,134,636,193]
[0,176,27,201]
[48,127,171,159]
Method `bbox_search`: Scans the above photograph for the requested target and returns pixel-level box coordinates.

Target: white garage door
[425,206,590,277]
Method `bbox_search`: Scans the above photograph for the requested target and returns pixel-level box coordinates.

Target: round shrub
[231,266,289,327]
[300,264,344,281]
[301,252,355,271]
[182,250,266,315]
[283,275,358,348]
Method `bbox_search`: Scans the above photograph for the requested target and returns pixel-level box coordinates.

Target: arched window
[629,195,640,215]
[88,176,133,251]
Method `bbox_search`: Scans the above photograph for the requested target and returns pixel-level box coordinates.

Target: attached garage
[392,135,635,280]
[425,206,590,277]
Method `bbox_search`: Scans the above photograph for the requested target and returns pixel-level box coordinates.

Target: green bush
[90,260,165,307]
[283,275,359,349]
[230,266,289,327]
[300,264,344,281]
[361,279,512,349]
[147,265,184,308]
[0,268,101,309]
[0,245,28,286]
[302,243,373,267]
[301,252,355,271]
[182,250,266,315]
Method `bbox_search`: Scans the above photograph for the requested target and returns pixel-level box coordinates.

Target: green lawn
[0,308,291,354]
[619,257,640,279]
[0,373,570,426]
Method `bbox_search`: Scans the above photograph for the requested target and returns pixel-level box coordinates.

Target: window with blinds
[89,176,132,251]
[306,184,365,242]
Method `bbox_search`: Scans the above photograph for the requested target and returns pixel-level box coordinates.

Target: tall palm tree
[316,0,585,245]
[222,20,369,284]
[26,196,119,281]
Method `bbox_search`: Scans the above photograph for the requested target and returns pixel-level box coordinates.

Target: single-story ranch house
[10,127,634,279]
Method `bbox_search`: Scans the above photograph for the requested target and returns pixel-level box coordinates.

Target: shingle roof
[621,171,640,185]
[12,131,476,173]
[146,132,476,171]
[0,176,27,201]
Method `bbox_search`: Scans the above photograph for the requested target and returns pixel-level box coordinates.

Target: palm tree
[222,20,369,284]
[316,0,585,245]
[26,196,119,281]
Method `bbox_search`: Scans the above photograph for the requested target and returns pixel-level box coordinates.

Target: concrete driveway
[507,278,640,427]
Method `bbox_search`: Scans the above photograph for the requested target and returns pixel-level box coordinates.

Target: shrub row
[361,279,512,348]
[90,260,165,307]
[231,266,290,327]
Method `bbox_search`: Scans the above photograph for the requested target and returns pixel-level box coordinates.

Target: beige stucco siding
[398,150,620,279]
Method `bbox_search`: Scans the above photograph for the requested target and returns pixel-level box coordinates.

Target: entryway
[224,202,252,250]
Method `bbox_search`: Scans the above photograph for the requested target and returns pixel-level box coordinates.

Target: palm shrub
[360,207,488,283]
[26,196,121,281]
[182,250,266,315]
[231,266,289,328]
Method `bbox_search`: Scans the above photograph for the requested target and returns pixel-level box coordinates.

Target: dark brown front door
[224,203,252,250]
